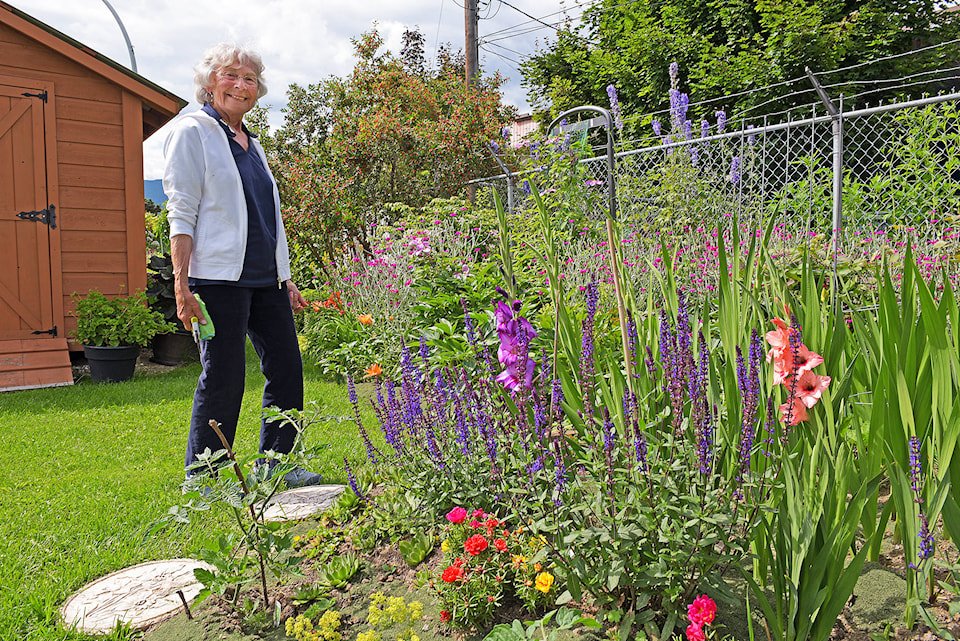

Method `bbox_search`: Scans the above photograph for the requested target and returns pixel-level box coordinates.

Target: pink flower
[779,397,809,425]
[796,370,831,408]
[446,507,467,524]
[686,623,705,641]
[687,595,716,626]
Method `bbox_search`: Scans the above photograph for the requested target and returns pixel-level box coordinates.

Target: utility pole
[465,0,479,88]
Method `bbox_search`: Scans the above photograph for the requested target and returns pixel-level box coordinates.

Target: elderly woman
[163,43,320,487]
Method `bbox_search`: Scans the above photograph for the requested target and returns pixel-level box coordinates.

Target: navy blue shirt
[191,103,278,287]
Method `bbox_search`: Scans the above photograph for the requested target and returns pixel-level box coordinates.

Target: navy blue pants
[184,284,304,473]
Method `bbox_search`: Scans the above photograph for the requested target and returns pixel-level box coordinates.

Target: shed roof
[0,1,186,137]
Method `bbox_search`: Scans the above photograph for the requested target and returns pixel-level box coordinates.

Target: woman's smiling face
[208,63,258,123]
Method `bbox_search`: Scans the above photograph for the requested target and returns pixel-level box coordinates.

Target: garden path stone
[260,484,346,522]
[59,558,211,634]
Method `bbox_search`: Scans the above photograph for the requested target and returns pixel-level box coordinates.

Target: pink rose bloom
[687,594,717,626]
[446,507,467,524]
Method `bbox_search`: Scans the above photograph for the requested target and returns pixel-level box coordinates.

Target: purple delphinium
[348,374,378,464]
[602,407,616,499]
[625,308,639,378]
[578,280,599,420]
[502,126,511,141]
[344,457,364,502]
[690,146,699,166]
[652,119,662,136]
[909,436,923,500]
[682,119,692,141]
[694,331,713,475]
[669,61,679,86]
[606,84,623,130]
[701,119,710,139]
[489,140,501,155]
[729,156,741,184]
[747,124,756,146]
[716,110,727,134]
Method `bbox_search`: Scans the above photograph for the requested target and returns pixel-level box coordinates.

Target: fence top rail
[466,91,960,186]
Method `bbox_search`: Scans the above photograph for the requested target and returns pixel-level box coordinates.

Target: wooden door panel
[0,83,54,340]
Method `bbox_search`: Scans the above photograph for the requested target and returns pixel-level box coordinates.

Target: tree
[262,28,515,265]
[521,0,960,124]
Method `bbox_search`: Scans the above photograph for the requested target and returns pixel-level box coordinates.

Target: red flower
[687,594,717,626]
[686,623,705,641]
[469,519,482,528]
[440,611,452,623]
[472,509,485,519]
[494,538,508,552]
[464,534,489,556]
[446,507,467,524]
[485,518,500,529]
[441,565,464,583]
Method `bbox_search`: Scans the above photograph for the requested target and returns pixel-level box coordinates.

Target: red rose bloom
[441,565,464,583]
[494,538,508,552]
[464,534,489,556]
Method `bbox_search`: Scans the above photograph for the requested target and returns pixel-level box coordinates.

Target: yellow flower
[441,539,450,552]
[535,572,554,593]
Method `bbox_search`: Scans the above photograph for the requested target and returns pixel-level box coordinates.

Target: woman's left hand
[285,280,308,313]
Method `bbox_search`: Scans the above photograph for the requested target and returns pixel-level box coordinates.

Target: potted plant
[72,289,177,382]
[146,252,197,365]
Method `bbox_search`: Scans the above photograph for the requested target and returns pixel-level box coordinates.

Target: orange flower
[358,313,373,325]
[364,363,382,378]
[311,301,322,312]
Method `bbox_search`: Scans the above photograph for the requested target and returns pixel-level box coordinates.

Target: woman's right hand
[170,233,204,330]
[175,286,204,331]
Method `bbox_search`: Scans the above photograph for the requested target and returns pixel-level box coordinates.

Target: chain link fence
[471,91,960,294]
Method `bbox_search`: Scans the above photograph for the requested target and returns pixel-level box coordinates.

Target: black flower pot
[151,330,198,366]
[83,345,140,383]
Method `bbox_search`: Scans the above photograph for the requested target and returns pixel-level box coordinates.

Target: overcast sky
[9,0,583,178]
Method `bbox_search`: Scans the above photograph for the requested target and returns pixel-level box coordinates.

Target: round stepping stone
[260,484,346,522]
[60,558,211,634]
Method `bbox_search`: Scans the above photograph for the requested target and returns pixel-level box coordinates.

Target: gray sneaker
[281,467,323,488]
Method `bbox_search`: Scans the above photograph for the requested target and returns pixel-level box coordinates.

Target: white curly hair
[192,43,268,104]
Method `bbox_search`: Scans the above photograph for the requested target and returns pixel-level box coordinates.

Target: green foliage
[266,27,514,266]
[398,530,434,568]
[520,0,959,121]
[484,608,600,641]
[317,552,361,589]
[154,404,333,613]
[71,289,176,347]
[433,512,563,629]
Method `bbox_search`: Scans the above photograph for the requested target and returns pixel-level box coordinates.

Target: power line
[481,44,523,66]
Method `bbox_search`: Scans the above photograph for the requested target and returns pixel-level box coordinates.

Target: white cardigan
[162,109,292,282]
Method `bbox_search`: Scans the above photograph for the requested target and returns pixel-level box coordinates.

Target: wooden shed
[0,1,186,391]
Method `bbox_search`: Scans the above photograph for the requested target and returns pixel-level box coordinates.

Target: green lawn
[0,345,367,640]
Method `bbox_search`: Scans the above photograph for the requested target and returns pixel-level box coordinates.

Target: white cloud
[8,0,582,178]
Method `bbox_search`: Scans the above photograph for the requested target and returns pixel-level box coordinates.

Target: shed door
[0,84,55,341]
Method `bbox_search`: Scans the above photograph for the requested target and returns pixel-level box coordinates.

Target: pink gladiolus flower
[796,370,831,408]
[446,507,467,524]
[779,397,809,425]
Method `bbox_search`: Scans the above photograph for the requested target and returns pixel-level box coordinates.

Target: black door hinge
[21,91,48,102]
[17,205,56,229]
[32,326,58,337]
